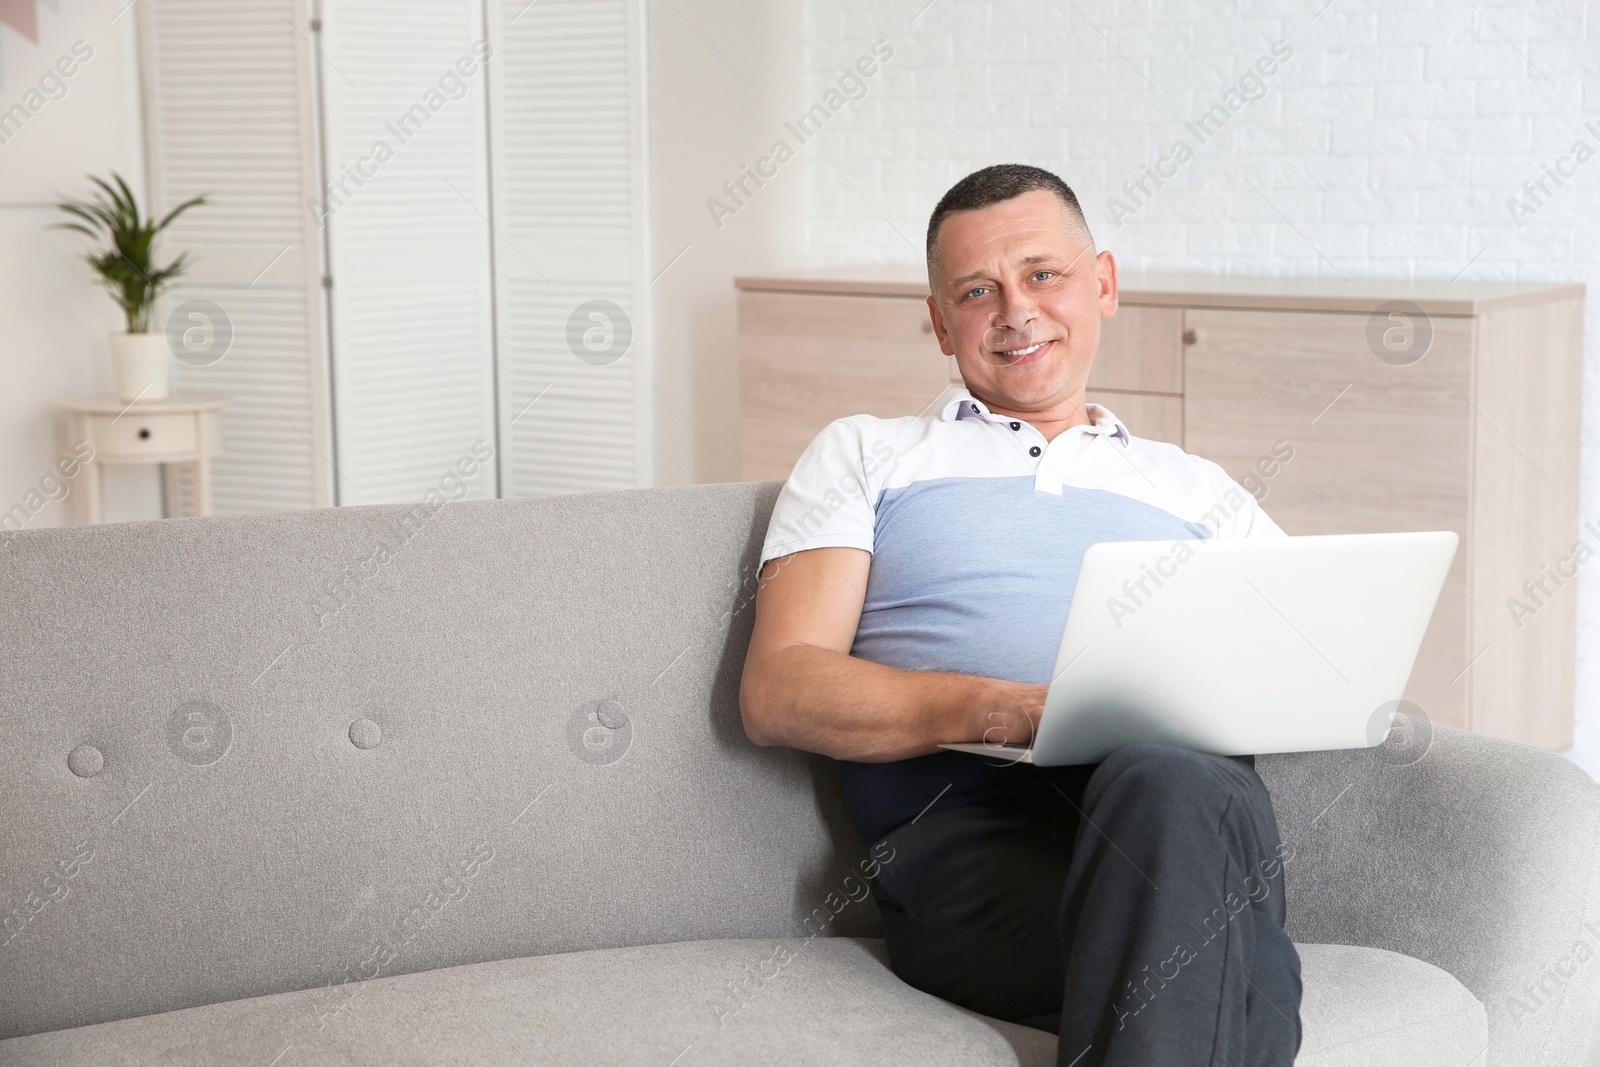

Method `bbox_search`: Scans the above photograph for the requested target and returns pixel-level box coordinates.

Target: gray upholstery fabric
[1260,728,1600,1067]
[1294,943,1486,1065]
[1,484,874,1039]
[0,938,1056,1066]
[1,480,1596,1066]
[0,938,1477,1067]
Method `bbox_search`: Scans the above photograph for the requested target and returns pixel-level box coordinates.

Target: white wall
[0,3,161,527]
[649,0,808,486]
[799,0,1600,749]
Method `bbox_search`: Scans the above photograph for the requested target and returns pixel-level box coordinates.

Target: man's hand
[739,547,1048,762]
[974,681,1048,751]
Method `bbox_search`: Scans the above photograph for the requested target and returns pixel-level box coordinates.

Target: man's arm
[739,546,1046,762]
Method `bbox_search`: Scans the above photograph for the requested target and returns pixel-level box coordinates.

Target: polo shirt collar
[935,384,1131,445]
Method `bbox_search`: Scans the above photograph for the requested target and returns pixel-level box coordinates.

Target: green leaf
[154,194,206,234]
[49,171,207,325]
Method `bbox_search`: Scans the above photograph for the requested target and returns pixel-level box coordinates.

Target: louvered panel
[488,0,652,496]
[319,0,497,505]
[502,280,640,497]
[140,0,332,513]
[164,284,329,513]
[143,5,318,255]
[494,12,632,216]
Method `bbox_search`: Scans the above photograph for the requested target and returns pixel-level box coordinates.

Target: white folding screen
[485,0,653,496]
[139,0,334,513]
[316,0,499,505]
[138,0,651,511]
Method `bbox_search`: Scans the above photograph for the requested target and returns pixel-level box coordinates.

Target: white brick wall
[799,0,1600,753]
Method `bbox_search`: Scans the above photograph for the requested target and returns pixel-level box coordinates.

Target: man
[739,164,1302,1066]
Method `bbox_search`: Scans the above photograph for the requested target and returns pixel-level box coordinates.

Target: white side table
[58,395,232,524]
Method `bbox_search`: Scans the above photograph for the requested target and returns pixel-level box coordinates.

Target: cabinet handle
[1183,329,1199,345]
[138,428,151,440]
[921,321,933,334]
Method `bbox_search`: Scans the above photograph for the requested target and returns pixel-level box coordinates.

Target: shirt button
[971,403,981,414]
[1009,421,1020,431]
[1029,445,1041,457]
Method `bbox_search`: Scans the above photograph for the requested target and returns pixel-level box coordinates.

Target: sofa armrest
[1260,720,1600,1067]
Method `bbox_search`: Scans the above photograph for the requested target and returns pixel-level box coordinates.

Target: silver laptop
[937,531,1458,766]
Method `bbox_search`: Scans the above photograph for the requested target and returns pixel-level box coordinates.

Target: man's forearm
[740,642,1013,763]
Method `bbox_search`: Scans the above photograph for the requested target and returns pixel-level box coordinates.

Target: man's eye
[1032,271,1054,282]
[965,286,990,299]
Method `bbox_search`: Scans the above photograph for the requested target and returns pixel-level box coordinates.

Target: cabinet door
[739,292,951,481]
[1468,297,1584,749]
[1086,391,1183,447]
[1089,305,1183,394]
[1184,308,1473,729]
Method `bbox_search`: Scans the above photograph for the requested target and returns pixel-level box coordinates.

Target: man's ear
[1096,250,1119,318]
[926,295,955,355]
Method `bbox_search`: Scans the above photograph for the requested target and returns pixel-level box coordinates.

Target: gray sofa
[2,480,1598,1066]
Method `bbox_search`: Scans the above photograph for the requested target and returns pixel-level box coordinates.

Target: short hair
[925,164,1094,285]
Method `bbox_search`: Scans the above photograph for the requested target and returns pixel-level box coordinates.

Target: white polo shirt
[759,384,1286,843]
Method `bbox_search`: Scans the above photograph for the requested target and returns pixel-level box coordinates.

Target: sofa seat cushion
[0,939,1486,1066]
[0,937,1056,1066]
[1293,943,1487,1065]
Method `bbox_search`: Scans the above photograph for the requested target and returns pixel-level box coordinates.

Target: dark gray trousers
[869,744,1303,1067]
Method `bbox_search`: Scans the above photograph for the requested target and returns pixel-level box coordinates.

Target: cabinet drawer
[87,411,198,459]
[1089,305,1183,394]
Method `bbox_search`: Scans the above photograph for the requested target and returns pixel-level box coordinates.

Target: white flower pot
[110,332,172,402]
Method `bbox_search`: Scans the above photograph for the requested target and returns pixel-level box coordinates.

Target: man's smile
[992,338,1053,365]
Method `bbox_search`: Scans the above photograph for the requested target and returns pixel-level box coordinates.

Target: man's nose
[994,287,1039,335]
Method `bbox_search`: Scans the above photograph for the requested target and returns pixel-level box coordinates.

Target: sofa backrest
[0,482,878,1040]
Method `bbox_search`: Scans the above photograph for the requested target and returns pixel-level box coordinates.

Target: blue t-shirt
[759,385,1286,846]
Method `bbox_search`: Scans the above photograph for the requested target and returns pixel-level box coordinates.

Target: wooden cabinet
[1089,305,1185,394]
[738,291,955,479]
[735,268,1586,749]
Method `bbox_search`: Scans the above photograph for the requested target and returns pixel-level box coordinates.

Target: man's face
[927,188,1118,416]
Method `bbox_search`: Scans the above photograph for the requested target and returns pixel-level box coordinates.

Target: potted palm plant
[52,174,206,402]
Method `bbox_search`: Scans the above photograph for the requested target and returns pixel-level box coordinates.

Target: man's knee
[1085,743,1248,818]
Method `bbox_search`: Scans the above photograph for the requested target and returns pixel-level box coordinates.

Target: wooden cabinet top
[734,266,1585,316]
